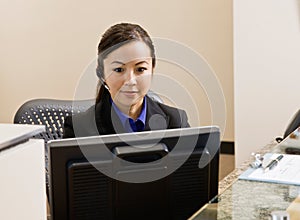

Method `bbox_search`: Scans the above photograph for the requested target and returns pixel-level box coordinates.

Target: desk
[189,139,300,220]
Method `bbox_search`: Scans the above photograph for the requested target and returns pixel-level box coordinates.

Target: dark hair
[95,23,156,103]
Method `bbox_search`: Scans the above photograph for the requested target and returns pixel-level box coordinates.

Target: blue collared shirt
[111,98,147,132]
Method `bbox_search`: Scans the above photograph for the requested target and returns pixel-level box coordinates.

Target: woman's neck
[116,98,144,120]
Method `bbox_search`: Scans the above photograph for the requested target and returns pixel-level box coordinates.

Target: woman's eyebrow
[135,61,149,66]
[111,60,149,65]
[111,61,125,65]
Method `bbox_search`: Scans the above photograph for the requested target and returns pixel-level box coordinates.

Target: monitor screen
[48,126,220,220]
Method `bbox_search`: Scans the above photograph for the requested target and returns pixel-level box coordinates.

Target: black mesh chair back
[13,99,94,142]
[13,92,163,142]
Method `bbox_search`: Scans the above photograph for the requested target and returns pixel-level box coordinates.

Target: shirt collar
[111,98,147,132]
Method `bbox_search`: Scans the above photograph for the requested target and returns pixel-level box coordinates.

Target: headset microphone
[100,77,110,90]
[97,69,110,90]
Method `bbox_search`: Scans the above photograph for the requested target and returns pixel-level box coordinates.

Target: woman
[63,23,189,138]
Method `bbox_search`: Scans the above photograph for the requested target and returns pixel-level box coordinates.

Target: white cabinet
[0,123,46,220]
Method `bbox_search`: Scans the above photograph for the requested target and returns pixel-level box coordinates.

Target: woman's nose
[124,69,137,85]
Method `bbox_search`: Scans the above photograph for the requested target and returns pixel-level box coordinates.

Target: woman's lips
[121,91,139,97]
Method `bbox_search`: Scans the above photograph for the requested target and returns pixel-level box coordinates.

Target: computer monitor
[48,126,220,220]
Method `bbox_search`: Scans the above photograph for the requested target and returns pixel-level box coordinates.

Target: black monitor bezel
[48,126,220,220]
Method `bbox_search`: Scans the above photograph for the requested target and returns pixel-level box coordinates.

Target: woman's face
[103,41,153,113]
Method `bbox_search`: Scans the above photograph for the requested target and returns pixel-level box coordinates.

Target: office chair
[13,99,94,142]
[276,109,300,143]
[13,91,163,142]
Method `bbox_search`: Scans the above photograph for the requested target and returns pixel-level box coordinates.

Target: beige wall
[234,0,300,165]
[0,0,233,141]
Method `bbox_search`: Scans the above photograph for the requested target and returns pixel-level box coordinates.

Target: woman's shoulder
[146,95,186,114]
[67,104,97,122]
[157,102,186,114]
[146,96,190,128]
[63,104,98,138]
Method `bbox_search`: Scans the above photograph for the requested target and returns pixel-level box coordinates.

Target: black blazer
[63,91,190,138]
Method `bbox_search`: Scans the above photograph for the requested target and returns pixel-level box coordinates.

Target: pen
[264,154,284,172]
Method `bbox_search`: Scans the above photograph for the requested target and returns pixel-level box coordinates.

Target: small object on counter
[269,210,290,220]
[250,153,263,168]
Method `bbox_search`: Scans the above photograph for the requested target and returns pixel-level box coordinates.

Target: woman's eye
[136,67,147,73]
[113,68,124,73]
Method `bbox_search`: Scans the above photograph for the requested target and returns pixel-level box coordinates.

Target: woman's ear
[96,68,102,79]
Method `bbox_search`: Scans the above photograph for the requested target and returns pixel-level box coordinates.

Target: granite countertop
[191,139,300,220]
[218,140,279,194]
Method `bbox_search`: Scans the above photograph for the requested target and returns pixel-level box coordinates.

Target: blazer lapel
[95,92,125,135]
[95,93,169,134]
[144,96,169,131]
